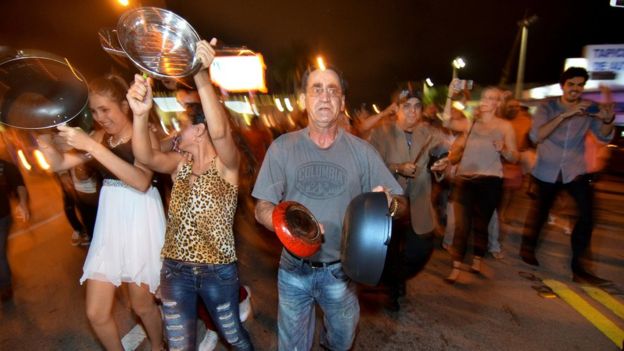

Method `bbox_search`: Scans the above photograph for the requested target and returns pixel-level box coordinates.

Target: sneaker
[520,249,540,267]
[547,215,556,225]
[198,329,218,351]
[490,251,505,260]
[239,285,252,322]
[70,231,81,246]
[572,270,611,286]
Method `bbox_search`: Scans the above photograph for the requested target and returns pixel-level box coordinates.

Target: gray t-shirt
[252,127,403,262]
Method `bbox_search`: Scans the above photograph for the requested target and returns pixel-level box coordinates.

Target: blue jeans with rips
[277,251,360,351]
[160,259,253,351]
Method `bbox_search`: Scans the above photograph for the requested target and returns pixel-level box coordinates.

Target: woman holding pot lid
[127,39,253,350]
[37,74,166,351]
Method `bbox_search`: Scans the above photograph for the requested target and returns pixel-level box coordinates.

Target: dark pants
[522,174,594,272]
[383,223,434,296]
[451,176,503,261]
[62,191,98,240]
[0,215,12,289]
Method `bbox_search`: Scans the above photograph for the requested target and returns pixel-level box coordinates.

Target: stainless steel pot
[0,48,91,130]
[341,192,393,286]
[100,7,255,80]
[99,7,202,79]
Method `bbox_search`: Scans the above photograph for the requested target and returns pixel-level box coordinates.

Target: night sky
[1,0,623,106]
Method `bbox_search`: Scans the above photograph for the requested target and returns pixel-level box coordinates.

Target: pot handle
[383,213,392,245]
[98,28,126,57]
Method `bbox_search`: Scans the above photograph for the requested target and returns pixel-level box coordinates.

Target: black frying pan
[0,48,91,130]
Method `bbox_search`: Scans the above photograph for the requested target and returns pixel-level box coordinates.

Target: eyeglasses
[307,85,343,98]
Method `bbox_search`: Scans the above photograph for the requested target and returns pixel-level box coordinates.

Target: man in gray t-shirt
[252,66,403,351]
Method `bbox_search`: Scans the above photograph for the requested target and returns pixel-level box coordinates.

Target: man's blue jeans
[277,251,360,351]
[160,259,253,350]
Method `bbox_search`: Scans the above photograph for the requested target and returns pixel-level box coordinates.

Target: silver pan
[99,7,202,79]
[99,7,254,80]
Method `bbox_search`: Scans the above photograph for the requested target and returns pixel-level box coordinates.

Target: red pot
[272,201,322,257]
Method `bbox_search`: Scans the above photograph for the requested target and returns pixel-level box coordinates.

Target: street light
[515,15,538,98]
[316,56,326,71]
[425,78,434,87]
[452,57,466,78]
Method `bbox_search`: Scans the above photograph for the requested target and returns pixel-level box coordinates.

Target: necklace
[108,134,130,148]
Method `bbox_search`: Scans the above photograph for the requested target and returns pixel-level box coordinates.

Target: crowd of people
[0,31,617,350]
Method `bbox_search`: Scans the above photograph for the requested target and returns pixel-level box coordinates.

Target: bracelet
[603,114,615,124]
[389,197,399,218]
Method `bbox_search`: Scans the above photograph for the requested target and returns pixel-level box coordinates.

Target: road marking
[121,324,146,351]
[8,212,64,239]
[543,279,624,348]
[582,285,624,320]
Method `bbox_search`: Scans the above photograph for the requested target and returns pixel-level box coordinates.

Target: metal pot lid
[273,201,322,258]
[0,50,89,130]
[341,192,392,286]
[116,7,201,79]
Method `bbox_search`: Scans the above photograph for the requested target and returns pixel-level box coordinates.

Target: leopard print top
[161,158,238,264]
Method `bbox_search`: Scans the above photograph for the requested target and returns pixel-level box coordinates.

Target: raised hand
[126,74,153,118]
[196,38,217,70]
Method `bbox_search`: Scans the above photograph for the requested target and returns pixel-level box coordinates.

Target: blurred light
[153,97,186,112]
[317,56,326,71]
[425,78,434,87]
[33,150,50,170]
[159,118,171,136]
[209,54,267,93]
[251,103,260,116]
[118,0,129,6]
[261,114,272,128]
[564,58,588,71]
[452,57,466,69]
[274,98,284,112]
[242,114,253,126]
[372,104,381,114]
[171,118,181,132]
[284,98,294,112]
[452,101,465,111]
[17,150,32,171]
[224,100,254,115]
[287,114,296,127]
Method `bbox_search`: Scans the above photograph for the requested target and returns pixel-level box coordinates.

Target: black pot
[0,48,91,130]
[341,192,392,286]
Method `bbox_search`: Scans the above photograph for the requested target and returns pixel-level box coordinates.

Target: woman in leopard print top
[127,39,253,350]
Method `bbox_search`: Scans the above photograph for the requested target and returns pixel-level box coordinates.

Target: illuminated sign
[209,54,267,93]
[584,44,624,83]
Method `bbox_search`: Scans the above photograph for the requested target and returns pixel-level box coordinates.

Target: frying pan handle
[98,28,126,57]
[383,213,393,245]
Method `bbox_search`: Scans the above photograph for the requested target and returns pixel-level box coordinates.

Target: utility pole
[515,15,538,99]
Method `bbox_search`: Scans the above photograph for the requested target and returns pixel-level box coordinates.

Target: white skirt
[80,179,166,293]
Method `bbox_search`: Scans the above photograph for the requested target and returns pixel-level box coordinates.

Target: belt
[286,250,340,268]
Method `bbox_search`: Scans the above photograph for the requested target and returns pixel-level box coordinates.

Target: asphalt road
[1,171,623,351]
